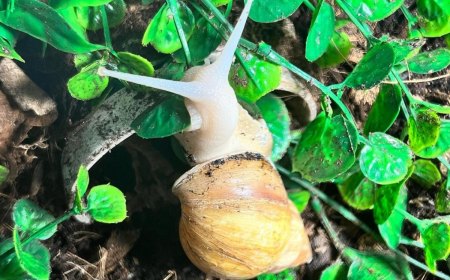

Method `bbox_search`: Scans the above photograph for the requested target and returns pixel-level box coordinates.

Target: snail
[98,0,312,278]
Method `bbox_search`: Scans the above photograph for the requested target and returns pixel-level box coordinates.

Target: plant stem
[303,0,316,11]
[393,249,450,280]
[399,236,424,248]
[334,0,373,40]
[311,197,346,252]
[167,0,192,66]
[395,207,425,231]
[277,165,381,240]
[400,5,418,28]
[0,209,75,263]
[224,0,233,17]
[100,5,116,56]
[438,156,450,170]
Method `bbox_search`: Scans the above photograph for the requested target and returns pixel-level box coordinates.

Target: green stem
[311,197,346,252]
[277,165,381,240]
[100,5,116,56]
[438,156,450,170]
[334,0,374,40]
[358,135,370,146]
[393,249,450,280]
[395,207,425,231]
[303,0,316,11]
[224,0,233,17]
[400,5,418,28]
[167,0,192,66]
[399,236,424,248]
[0,209,75,263]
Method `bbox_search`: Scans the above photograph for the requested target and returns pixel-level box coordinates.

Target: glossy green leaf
[0,164,9,184]
[411,159,441,188]
[316,31,352,68]
[246,0,304,23]
[67,60,109,101]
[320,263,348,280]
[0,23,19,45]
[132,96,190,139]
[363,84,402,135]
[305,1,335,62]
[338,170,376,210]
[74,53,95,71]
[49,0,112,9]
[0,239,28,280]
[417,0,450,37]
[256,94,290,161]
[0,0,105,54]
[406,49,450,74]
[142,2,195,54]
[417,0,447,20]
[420,16,450,37]
[211,0,230,6]
[378,186,407,248]
[345,249,413,280]
[408,108,441,153]
[257,268,296,280]
[390,39,424,64]
[293,113,358,182]
[373,167,413,224]
[436,179,450,214]
[117,52,155,76]
[87,184,127,223]
[421,222,450,271]
[56,7,86,39]
[288,191,310,213]
[346,0,404,21]
[74,165,89,212]
[75,0,126,31]
[173,17,222,64]
[0,37,24,62]
[416,120,450,158]
[344,43,395,89]
[13,228,50,280]
[360,133,413,185]
[229,51,282,103]
[13,199,57,240]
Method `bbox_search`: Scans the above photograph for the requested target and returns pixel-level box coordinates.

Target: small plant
[0,166,127,280]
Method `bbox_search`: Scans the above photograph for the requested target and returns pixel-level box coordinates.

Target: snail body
[99,0,312,278]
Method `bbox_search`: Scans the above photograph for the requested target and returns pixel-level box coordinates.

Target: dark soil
[0,1,449,280]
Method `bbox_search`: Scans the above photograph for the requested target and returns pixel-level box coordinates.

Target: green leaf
[378,186,407,248]
[246,0,304,23]
[257,268,296,280]
[305,1,335,62]
[256,94,290,161]
[373,167,413,224]
[74,165,89,212]
[338,170,376,210]
[346,0,404,21]
[416,120,450,158]
[436,180,450,214]
[419,15,450,38]
[316,31,352,68]
[411,159,441,188]
[0,0,105,54]
[360,132,413,185]
[211,0,230,6]
[74,53,95,71]
[0,37,24,62]
[293,113,358,182]
[117,51,155,76]
[421,222,450,271]
[131,96,190,139]
[55,7,87,39]
[363,84,402,135]
[0,239,28,280]
[87,184,127,223]
[49,0,112,9]
[229,50,282,103]
[408,108,441,153]
[13,228,50,280]
[288,191,310,213]
[320,263,349,280]
[0,164,9,184]
[142,2,195,54]
[75,0,126,31]
[417,0,447,20]
[390,39,423,64]
[173,17,222,64]
[67,60,109,101]
[344,43,395,89]
[406,49,450,74]
[13,199,57,240]
[345,249,413,280]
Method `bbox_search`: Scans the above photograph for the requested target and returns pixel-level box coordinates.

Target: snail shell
[173,152,311,279]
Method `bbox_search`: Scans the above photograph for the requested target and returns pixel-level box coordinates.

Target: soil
[0,1,449,280]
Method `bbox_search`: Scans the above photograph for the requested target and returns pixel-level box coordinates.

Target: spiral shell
[173,152,310,279]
